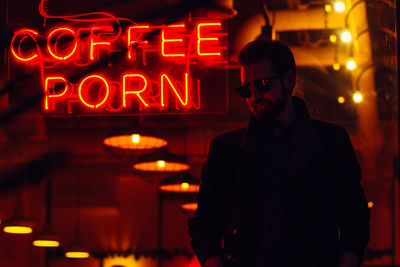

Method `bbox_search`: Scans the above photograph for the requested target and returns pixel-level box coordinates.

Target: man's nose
[252,87,264,102]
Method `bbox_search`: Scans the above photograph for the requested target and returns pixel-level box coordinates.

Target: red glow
[161,73,189,107]
[47,27,77,60]
[127,25,150,60]
[162,24,186,57]
[197,23,222,56]
[44,76,68,110]
[90,27,113,60]
[78,74,110,108]
[122,74,149,107]
[10,29,39,62]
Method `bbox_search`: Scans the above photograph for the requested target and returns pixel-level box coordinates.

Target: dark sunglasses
[236,75,279,99]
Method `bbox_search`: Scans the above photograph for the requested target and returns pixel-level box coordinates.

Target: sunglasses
[236,75,279,99]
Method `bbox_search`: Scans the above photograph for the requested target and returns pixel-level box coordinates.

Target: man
[188,39,370,267]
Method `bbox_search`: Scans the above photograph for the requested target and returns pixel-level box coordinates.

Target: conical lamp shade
[2,214,35,234]
[159,172,200,193]
[65,243,90,258]
[33,227,60,247]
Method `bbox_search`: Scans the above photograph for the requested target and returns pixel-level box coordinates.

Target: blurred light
[181,182,189,189]
[157,160,166,168]
[33,240,60,247]
[346,59,357,70]
[325,4,333,13]
[337,96,345,104]
[368,201,374,208]
[333,1,346,12]
[353,91,363,103]
[181,202,198,211]
[333,63,341,71]
[3,226,32,234]
[131,134,140,143]
[65,252,90,258]
[340,30,352,42]
[329,34,337,43]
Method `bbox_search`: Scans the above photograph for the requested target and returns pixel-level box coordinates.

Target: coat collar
[240,97,325,180]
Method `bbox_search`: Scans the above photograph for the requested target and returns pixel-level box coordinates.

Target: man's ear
[283,70,296,93]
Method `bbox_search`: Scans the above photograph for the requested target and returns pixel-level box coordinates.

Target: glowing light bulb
[346,59,357,70]
[368,201,374,208]
[334,1,346,12]
[325,4,333,13]
[340,30,352,43]
[333,63,341,71]
[353,91,363,103]
[181,182,189,190]
[329,34,337,43]
[3,226,33,234]
[131,134,140,143]
[157,160,166,168]
[33,240,60,247]
[337,96,345,104]
[65,252,90,258]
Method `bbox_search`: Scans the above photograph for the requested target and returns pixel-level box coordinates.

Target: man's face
[241,60,290,121]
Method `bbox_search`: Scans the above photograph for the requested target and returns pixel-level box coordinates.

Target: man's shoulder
[312,119,349,144]
[211,128,247,148]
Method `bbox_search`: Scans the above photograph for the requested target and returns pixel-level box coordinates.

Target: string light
[333,63,341,71]
[340,30,352,42]
[346,59,357,70]
[329,34,337,43]
[333,1,346,12]
[353,91,363,103]
[337,96,345,104]
[325,4,333,13]
[368,201,374,208]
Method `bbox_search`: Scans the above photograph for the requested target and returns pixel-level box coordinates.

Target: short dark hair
[238,39,296,75]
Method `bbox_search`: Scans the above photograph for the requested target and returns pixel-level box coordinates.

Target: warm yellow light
[65,252,90,258]
[353,91,363,103]
[157,160,166,168]
[337,96,345,104]
[3,226,33,234]
[181,202,198,211]
[131,134,140,143]
[325,4,333,13]
[333,63,341,71]
[368,201,374,208]
[346,59,357,70]
[334,1,346,12]
[329,34,337,43]
[181,182,189,189]
[33,240,60,247]
[340,30,352,42]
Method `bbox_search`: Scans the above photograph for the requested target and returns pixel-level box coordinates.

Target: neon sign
[10,8,229,115]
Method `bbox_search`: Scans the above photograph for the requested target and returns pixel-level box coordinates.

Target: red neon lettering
[78,75,110,108]
[197,23,221,56]
[90,27,113,60]
[122,74,149,107]
[127,26,150,60]
[10,29,39,62]
[44,76,68,110]
[47,27,77,60]
[161,73,189,107]
[162,24,186,57]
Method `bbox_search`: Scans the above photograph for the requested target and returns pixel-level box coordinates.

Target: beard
[252,94,287,121]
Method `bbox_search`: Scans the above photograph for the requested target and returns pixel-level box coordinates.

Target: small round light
[157,160,166,168]
[325,4,333,13]
[33,240,60,247]
[181,182,189,189]
[333,63,341,71]
[131,134,140,143]
[65,252,90,258]
[346,59,357,70]
[368,201,374,208]
[334,1,346,12]
[353,91,363,103]
[337,96,345,104]
[3,226,32,234]
[340,30,352,43]
[329,34,337,43]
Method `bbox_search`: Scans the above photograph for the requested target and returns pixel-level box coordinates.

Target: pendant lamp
[181,202,198,212]
[159,172,200,193]
[2,193,35,234]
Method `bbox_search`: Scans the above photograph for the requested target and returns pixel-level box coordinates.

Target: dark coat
[188,97,370,267]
